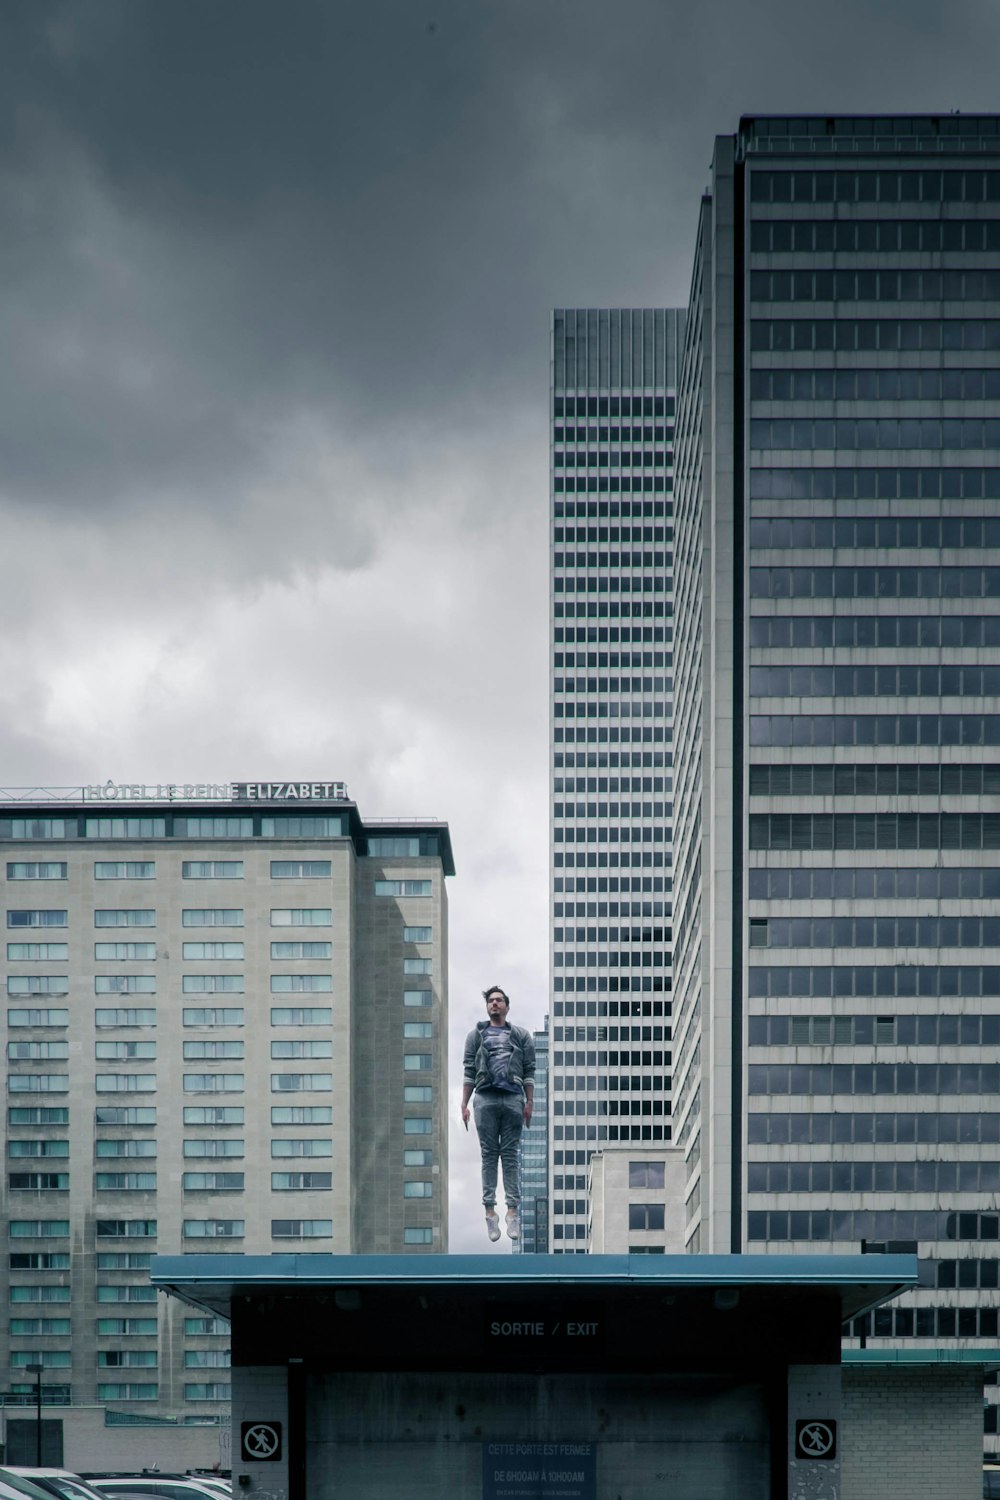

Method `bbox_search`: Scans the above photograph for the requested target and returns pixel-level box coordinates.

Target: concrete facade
[0,784,452,1424]
[587,1144,686,1253]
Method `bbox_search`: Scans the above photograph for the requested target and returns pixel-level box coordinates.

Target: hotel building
[0,780,451,1419]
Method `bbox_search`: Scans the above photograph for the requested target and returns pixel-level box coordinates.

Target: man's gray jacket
[463,1019,536,1095]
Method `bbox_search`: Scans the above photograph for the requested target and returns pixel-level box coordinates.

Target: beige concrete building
[587,1144,686,1253]
[0,780,452,1425]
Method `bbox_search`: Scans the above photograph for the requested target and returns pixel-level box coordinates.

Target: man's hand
[523,1101,533,1127]
[461,1104,470,1131]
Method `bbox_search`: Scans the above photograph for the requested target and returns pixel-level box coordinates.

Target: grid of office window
[550,309,681,1251]
[738,123,1000,1447]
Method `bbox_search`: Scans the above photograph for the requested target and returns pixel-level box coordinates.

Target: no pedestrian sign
[794,1419,837,1461]
[241,1420,283,1462]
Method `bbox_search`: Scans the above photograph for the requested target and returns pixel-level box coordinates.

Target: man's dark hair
[483,986,509,1006]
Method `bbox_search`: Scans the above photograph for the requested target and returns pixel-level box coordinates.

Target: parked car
[2,1474,137,1500]
[0,1475,71,1500]
[85,1479,226,1500]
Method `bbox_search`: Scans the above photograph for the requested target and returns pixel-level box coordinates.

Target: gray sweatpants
[473,1088,524,1209]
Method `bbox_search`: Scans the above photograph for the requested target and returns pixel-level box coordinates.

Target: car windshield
[0,1477,58,1500]
[41,1484,112,1500]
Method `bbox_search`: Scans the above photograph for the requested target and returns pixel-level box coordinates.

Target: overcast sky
[3,0,1000,1252]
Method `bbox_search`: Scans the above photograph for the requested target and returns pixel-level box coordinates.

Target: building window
[183,1139,244,1158]
[403,1022,433,1038]
[270,1106,331,1124]
[9,1221,70,1239]
[94,1107,156,1126]
[96,1383,158,1400]
[403,1182,433,1198]
[7,977,69,997]
[184,1316,230,1335]
[0,821,69,841]
[182,1074,243,1094]
[95,1140,156,1159]
[9,1075,69,1094]
[182,862,244,879]
[270,1040,332,1060]
[94,1173,156,1191]
[403,1227,433,1244]
[403,1054,432,1071]
[270,1219,332,1239]
[182,1220,244,1239]
[182,1008,244,1027]
[95,1220,156,1238]
[182,1106,243,1125]
[95,976,156,995]
[184,1382,231,1400]
[173,818,252,839]
[182,1041,244,1061]
[94,910,154,928]
[270,1073,332,1092]
[11,1350,71,1367]
[182,976,245,994]
[182,942,244,960]
[270,1172,332,1190]
[270,1007,332,1026]
[260,817,344,838]
[7,944,68,961]
[270,1139,332,1158]
[96,1317,157,1334]
[404,1150,433,1166]
[403,1118,432,1135]
[403,991,433,1007]
[84,819,164,839]
[270,940,331,959]
[368,837,421,857]
[94,942,155,960]
[182,1172,244,1191]
[628,1203,665,1231]
[403,959,432,975]
[94,862,156,880]
[7,911,67,929]
[182,909,244,928]
[270,975,333,993]
[8,1010,68,1028]
[404,1087,433,1101]
[270,909,332,927]
[94,1076,156,1096]
[6,864,67,881]
[270,861,332,878]
[374,880,432,897]
[183,1350,230,1367]
[9,1107,70,1125]
[95,1041,156,1061]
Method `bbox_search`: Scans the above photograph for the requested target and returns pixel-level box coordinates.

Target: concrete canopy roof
[152,1251,915,1326]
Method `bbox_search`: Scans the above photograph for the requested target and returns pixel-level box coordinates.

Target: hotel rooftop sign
[0,782,350,805]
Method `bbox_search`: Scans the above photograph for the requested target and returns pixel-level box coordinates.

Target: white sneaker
[506,1211,520,1241]
[485,1211,501,1242]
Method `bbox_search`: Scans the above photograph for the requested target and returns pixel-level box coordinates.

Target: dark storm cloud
[3,0,1000,514]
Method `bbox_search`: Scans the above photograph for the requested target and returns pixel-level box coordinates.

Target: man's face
[486,991,509,1024]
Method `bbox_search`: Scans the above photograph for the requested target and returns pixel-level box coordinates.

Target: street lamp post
[25,1363,42,1465]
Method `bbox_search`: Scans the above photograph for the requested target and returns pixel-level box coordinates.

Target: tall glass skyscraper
[549,308,683,1251]
[671,114,1000,1446]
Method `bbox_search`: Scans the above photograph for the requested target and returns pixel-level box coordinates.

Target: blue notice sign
[483,1443,596,1500]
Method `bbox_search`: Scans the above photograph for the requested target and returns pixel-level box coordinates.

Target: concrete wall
[841,1365,983,1500]
[302,1371,768,1500]
[0,1403,224,1473]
